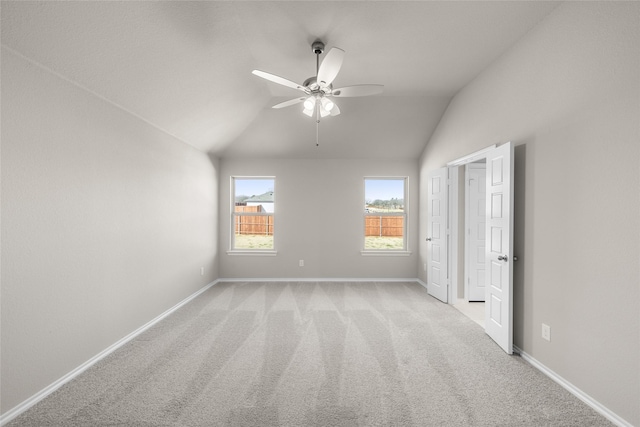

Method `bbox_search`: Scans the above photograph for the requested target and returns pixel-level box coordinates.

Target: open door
[427,167,448,303]
[484,142,514,354]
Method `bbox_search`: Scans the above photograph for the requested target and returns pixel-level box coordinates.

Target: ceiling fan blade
[272,97,306,109]
[317,47,345,87]
[252,70,306,92]
[330,103,341,117]
[331,84,384,97]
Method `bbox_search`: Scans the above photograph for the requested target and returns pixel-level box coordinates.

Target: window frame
[361,176,411,256]
[228,176,277,256]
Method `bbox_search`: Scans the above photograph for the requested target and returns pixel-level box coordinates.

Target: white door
[427,167,448,303]
[485,142,514,354]
[466,164,486,302]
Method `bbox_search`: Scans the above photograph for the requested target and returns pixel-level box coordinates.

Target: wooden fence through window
[365,215,404,237]
[234,207,401,237]
[234,205,273,235]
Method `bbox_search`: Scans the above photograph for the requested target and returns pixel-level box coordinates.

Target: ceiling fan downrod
[312,40,324,76]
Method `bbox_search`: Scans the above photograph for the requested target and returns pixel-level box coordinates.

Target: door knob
[498,255,508,262]
[426,237,432,241]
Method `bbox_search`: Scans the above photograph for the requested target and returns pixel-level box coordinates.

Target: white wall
[0,49,219,413]
[220,158,418,279]
[419,2,639,425]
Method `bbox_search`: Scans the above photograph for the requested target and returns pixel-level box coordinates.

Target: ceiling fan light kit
[303,96,315,110]
[320,97,335,112]
[252,40,384,146]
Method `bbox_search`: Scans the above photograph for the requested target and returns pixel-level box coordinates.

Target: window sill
[361,250,412,257]
[227,250,277,256]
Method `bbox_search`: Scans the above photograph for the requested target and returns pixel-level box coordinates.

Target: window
[231,177,275,252]
[363,177,408,252]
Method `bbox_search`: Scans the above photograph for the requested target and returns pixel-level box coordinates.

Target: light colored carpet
[8,281,612,426]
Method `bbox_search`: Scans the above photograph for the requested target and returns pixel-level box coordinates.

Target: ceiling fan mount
[311,40,325,55]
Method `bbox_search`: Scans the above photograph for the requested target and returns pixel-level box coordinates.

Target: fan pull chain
[315,102,320,147]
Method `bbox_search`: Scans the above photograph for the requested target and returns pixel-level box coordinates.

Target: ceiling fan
[252,40,384,120]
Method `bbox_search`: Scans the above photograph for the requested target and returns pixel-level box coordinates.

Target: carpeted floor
[8,281,612,426]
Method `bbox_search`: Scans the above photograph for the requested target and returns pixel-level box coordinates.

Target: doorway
[426,142,514,354]
[454,160,486,327]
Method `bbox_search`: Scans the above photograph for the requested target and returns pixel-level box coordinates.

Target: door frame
[445,144,496,305]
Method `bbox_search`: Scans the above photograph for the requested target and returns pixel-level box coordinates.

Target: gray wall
[219,158,418,279]
[418,2,639,425]
[1,49,219,412]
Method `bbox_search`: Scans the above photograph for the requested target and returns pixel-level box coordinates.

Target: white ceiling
[1,1,559,159]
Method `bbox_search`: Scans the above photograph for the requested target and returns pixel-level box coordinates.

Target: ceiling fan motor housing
[302,76,332,94]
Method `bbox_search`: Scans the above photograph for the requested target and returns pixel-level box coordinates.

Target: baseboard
[0,280,220,426]
[217,277,423,283]
[513,345,632,427]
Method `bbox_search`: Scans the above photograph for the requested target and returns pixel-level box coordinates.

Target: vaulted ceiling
[1,1,559,159]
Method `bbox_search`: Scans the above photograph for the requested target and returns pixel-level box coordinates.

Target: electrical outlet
[200,267,204,276]
[299,260,304,267]
[542,323,551,341]
[424,263,427,271]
